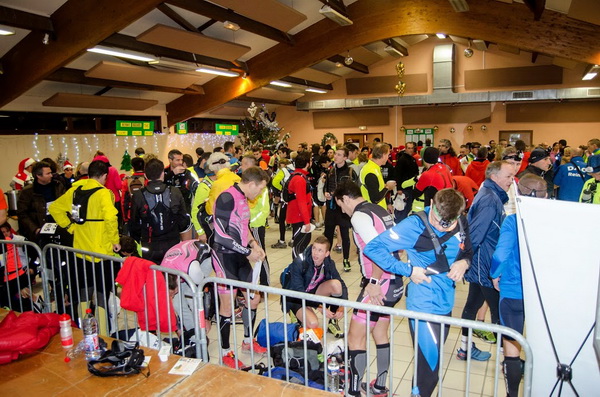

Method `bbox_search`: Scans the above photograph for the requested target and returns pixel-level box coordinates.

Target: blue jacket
[286,245,348,300]
[490,215,522,300]
[465,178,507,288]
[364,207,472,315]
[553,156,589,202]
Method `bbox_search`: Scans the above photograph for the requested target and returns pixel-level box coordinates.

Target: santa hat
[18,158,35,173]
[63,161,73,169]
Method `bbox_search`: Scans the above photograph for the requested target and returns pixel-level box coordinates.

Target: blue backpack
[256,319,299,347]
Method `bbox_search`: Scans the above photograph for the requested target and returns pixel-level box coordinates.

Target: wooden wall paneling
[506,101,600,122]
[465,65,563,90]
[346,74,428,95]
[402,104,491,124]
[313,108,390,129]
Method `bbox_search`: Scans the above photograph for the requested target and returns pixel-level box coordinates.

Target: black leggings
[291,222,311,260]
[323,207,351,260]
[460,283,500,336]
[278,204,288,242]
[409,314,451,397]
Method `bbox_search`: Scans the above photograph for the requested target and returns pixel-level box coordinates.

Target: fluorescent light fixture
[196,66,239,77]
[436,33,447,39]
[223,20,240,31]
[582,64,599,81]
[306,88,327,94]
[319,5,353,26]
[88,46,156,62]
[148,59,197,71]
[270,80,292,88]
[0,26,16,36]
[448,0,469,12]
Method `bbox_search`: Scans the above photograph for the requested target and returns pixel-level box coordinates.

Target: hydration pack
[70,186,104,224]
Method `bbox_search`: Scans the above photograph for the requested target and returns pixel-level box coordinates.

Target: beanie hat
[423,147,440,164]
[529,148,549,164]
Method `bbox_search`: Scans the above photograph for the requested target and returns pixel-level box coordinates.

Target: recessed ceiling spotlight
[436,33,447,39]
[335,62,343,68]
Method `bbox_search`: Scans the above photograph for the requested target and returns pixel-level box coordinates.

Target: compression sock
[503,356,522,397]
[219,315,231,351]
[242,307,257,343]
[374,343,391,389]
[461,335,469,351]
[348,349,367,396]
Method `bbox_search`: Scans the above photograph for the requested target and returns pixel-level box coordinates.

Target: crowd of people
[2,135,600,397]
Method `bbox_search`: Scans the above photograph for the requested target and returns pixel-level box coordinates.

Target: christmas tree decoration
[56,152,68,172]
[240,103,289,149]
[321,132,338,147]
[120,149,132,171]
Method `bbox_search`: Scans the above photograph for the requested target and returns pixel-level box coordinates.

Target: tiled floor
[205,221,518,396]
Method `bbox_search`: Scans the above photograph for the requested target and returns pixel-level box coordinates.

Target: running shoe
[334,244,342,253]
[474,329,497,344]
[242,339,267,354]
[271,240,288,249]
[288,240,293,247]
[328,319,344,338]
[343,259,351,272]
[222,351,245,369]
[360,380,389,397]
[456,343,492,361]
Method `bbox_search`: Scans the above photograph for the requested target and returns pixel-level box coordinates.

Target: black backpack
[70,186,104,224]
[282,172,310,204]
[140,187,175,238]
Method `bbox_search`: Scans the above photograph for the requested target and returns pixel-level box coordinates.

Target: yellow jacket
[249,187,269,228]
[206,168,241,215]
[359,160,387,209]
[49,178,119,261]
[191,176,214,234]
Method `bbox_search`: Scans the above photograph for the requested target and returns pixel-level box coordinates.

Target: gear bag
[70,186,104,224]
[141,187,174,238]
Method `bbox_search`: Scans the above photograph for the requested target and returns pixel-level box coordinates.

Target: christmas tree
[239,102,289,149]
[120,150,132,171]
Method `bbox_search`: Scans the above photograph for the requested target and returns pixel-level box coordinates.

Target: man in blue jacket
[364,189,472,397]
[282,235,348,335]
[553,147,589,202]
[491,174,547,397]
[458,161,515,361]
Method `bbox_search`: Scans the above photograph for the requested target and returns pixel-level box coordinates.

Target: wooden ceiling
[0,0,598,120]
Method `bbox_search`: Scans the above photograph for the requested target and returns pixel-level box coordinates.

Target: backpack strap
[570,160,587,182]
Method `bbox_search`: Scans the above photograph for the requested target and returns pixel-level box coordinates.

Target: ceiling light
[270,80,292,88]
[582,64,599,81]
[0,26,15,36]
[88,46,156,62]
[319,5,353,26]
[196,66,239,77]
[223,20,240,31]
[148,59,197,71]
[448,0,469,12]
[436,33,447,39]
[335,62,343,68]
[306,88,327,94]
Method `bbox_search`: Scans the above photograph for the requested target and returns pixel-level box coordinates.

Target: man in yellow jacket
[49,160,120,320]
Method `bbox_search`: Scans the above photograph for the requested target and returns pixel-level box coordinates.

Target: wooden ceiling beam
[0,5,54,33]
[0,0,163,108]
[166,0,600,125]
[157,3,199,32]
[102,33,247,73]
[166,0,294,45]
[46,68,205,95]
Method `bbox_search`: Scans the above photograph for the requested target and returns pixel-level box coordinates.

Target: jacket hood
[469,160,489,171]
[145,180,167,194]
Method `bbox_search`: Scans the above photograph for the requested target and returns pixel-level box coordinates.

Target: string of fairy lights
[31,132,232,170]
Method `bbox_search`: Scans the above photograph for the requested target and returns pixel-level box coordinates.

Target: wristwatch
[369,277,379,285]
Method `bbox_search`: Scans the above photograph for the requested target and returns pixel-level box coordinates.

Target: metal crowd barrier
[200,276,533,397]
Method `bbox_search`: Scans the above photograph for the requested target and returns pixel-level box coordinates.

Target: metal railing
[200,276,533,397]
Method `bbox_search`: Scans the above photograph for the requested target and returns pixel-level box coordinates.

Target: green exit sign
[215,123,239,135]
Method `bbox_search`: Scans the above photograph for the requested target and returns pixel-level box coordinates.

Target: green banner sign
[176,122,188,135]
[215,123,239,136]
[404,127,434,144]
[116,120,154,136]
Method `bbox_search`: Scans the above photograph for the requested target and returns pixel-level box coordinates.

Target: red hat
[63,161,73,169]
[18,158,35,172]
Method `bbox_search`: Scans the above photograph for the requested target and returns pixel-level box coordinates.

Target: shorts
[212,252,252,294]
[353,277,404,324]
[283,284,324,317]
[312,190,324,206]
[499,297,524,341]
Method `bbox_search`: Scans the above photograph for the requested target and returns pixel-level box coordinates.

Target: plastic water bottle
[59,313,73,349]
[327,356,340,392]
[83,308,101,360]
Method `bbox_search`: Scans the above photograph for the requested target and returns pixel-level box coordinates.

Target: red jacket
[0,311,60,364]
[465,159,489,187]
[440,153,463,176]
[285,168,312,225]
[116,257,177,333]
[452,176,479,209]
